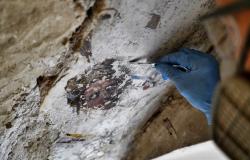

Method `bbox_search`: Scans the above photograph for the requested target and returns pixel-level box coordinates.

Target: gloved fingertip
[154,64,169,80]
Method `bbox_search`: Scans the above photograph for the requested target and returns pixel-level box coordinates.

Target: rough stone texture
[0,0,94,159]
[0,0,86,106]
[0,0,214,159]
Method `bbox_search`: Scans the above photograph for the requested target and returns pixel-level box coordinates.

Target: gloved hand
[155,48,220,124]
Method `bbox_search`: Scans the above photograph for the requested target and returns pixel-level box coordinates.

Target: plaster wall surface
[0,0,213,159]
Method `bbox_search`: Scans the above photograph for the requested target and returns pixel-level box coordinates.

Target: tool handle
[154,62,191,72]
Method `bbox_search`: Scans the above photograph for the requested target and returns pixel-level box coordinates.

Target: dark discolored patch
[142,81,151,90]
[87,6,93,17]
[69,0,106,53]
[65,59,131,114]
[100,14,111,20]
[5,122,12,129]
[80,31,92,62]
[145,13,161,29]
[61,37,68,45]
[37,75,58,103]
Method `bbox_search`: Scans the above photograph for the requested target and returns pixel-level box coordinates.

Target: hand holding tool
[155,48,220,124]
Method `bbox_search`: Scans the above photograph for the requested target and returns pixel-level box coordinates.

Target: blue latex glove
[155,48,220,124]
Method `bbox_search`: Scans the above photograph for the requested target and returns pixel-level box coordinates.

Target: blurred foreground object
[202,0,250,159]
[213,76,250,160]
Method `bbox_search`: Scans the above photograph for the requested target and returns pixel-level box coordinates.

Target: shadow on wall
[124,87,210,160]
